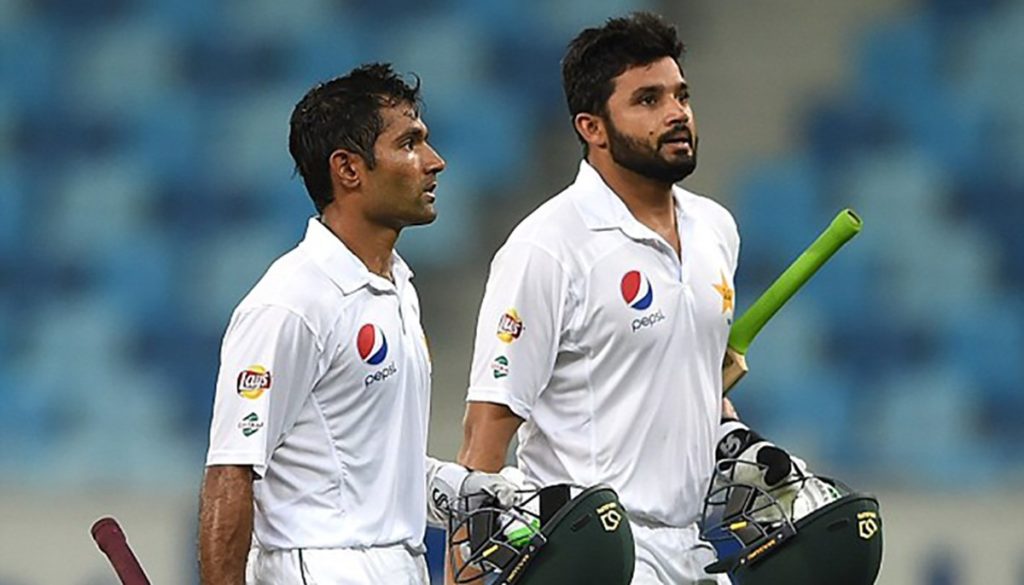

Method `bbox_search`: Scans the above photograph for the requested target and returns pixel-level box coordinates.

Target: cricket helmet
[701,458,883,585]
[447,483,635,585]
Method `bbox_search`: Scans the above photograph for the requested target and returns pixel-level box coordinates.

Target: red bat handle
[91,517,152,585]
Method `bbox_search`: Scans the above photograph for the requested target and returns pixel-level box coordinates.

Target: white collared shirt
[206,218,433,551]
[466,161,739,528]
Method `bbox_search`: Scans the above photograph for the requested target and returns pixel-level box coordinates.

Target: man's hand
[722,397,739,421]
[428,462,522,523]
[716,419,806,488]
[460,470,521,509]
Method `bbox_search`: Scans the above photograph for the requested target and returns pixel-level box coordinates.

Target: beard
[606,119,697,184]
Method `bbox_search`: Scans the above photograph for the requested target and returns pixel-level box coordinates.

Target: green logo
[238,412,264,437]
[492,355,510,379]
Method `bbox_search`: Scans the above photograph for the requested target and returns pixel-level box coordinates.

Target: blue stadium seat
[733,157,825,280]
[0,162,27,264]
[0,362,59,471]
[424,87,533,189]
[0,17,61,106]
[66,20,182,120]
[289,22,379,86]
[869,369,998,487]
[964,183,1024,285]
[537,0,655,39]
[854,17,940,126]
[180,223,297,329]
[48,156,159,261]
[396,166,477,267]
[140,0,217,37]
[94,232,178,325]
[941,296,1024,403]
[203,88,297,187]
[802,99,892,170]
[924,0,1003,22]
[130,93,206,183]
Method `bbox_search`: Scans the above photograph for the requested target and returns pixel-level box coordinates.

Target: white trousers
[246,544,430,585]
[630,521,731,585]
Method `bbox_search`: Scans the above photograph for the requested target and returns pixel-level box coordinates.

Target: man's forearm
[198,465,254,585]
[457,401,523,472]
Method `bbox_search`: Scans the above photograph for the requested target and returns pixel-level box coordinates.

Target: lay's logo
[497,309,524,344]
[237,365,271,399]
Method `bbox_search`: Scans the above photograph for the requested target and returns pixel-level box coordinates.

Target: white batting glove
[428,462,522,524]
[460,470,520,509]
[716,419,804,488]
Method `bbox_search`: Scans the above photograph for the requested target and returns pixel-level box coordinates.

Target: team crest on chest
[712,271,735,315]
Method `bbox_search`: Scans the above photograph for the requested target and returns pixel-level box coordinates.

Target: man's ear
[329,149,364,190]
[574,113,608,150]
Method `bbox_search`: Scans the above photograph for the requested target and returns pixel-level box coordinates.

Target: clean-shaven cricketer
[198,63,517,585]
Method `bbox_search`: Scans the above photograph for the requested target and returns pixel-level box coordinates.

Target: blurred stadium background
[1,0,1022,582]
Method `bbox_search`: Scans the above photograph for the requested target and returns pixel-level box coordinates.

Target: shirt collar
[569,159,688,238]
[299,217,412,295]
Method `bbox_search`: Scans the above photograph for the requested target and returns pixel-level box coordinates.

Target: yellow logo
[597,502,622,532]
[857,511,879,540]
[742,533,783,565]
[236,365,271,399]
[496,309,524,343]
[712,271,734,314]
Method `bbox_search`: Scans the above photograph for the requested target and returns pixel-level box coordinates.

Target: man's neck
[588,155,679,249]
[320,207,398,281]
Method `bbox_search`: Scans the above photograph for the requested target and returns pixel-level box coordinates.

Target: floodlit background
[1,0,1023,583]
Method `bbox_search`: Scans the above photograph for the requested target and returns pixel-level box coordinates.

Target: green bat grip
[727,209,862,355]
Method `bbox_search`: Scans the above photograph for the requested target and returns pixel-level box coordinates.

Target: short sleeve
[466,242,570,419]
[726,209,740,274]
[205,305,322,477]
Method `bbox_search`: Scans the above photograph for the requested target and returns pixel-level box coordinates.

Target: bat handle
[722,349,748,395]
[91,517,152,585]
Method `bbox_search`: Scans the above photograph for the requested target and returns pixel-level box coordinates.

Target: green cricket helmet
[447,483,635,585]
[701,459,883,585]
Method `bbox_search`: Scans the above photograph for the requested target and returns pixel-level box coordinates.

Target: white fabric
[425,458,470,528]
[245,545,429,585]
[425,460,524,527]
[206,217,433,551]
[631,521,730,585]
[466,160,740,528]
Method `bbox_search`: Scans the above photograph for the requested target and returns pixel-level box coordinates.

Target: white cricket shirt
[467,161,739,528]
[206,218,433,551]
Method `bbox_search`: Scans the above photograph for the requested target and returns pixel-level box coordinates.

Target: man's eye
[640,95,657,106]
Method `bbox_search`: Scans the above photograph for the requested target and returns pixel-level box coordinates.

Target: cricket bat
[91,517,152,585]
[722,209,862,394]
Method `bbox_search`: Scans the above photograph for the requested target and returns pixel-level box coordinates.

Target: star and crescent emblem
[712,271,734,314]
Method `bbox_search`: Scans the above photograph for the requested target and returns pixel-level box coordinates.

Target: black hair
[288,63,421,213]
[561,12,685,148]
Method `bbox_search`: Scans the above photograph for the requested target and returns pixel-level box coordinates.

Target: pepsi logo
[357,324,389,365]
[621,270,654,311]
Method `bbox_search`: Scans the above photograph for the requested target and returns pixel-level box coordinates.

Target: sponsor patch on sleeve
[238,412,264,437]
[491,355,510,379]
[237,365,272,399]
[496,309,524,343]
